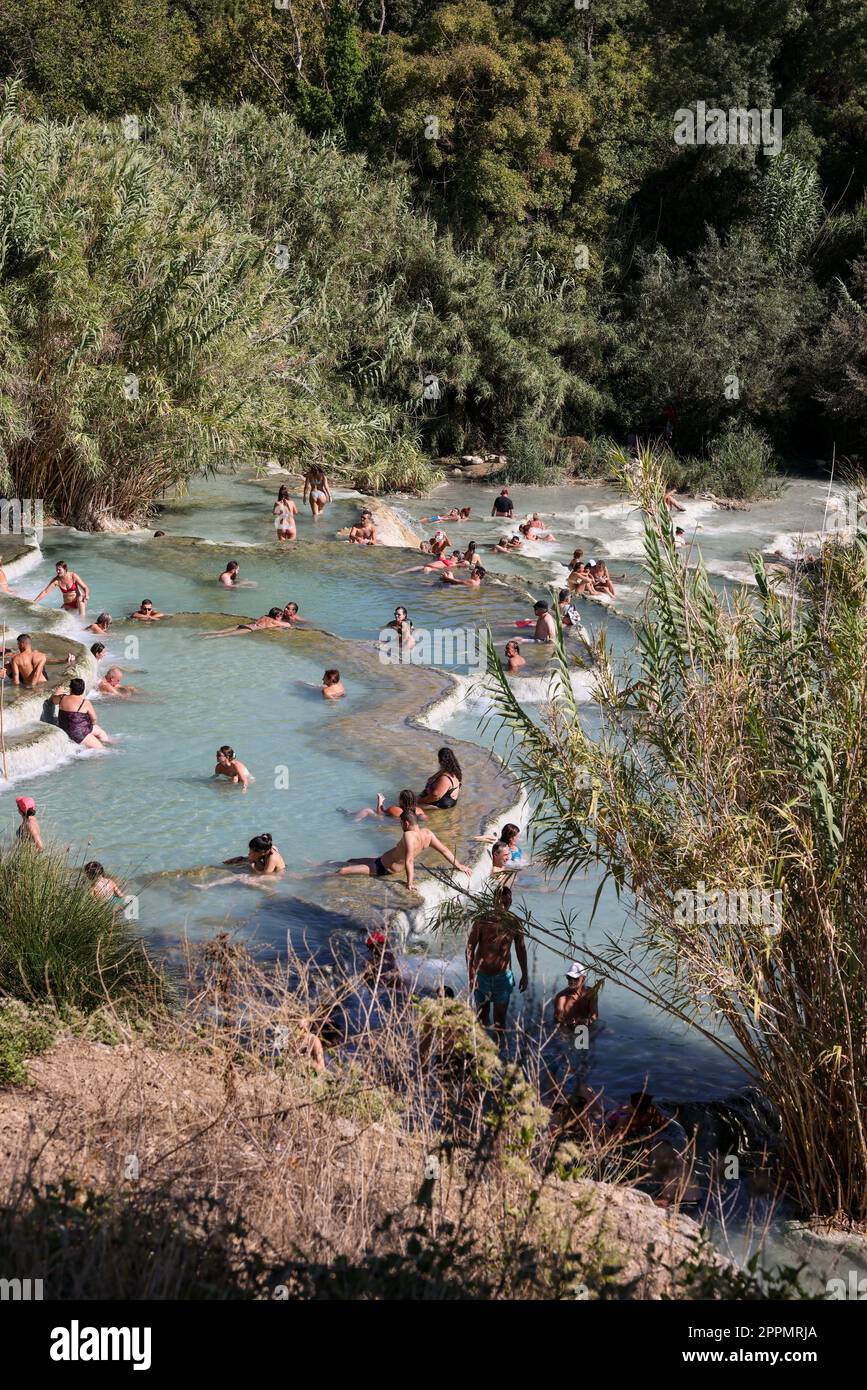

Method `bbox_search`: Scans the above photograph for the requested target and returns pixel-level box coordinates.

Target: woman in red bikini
[34,561,90,620]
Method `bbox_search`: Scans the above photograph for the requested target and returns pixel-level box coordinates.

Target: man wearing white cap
[554,962,599,1028]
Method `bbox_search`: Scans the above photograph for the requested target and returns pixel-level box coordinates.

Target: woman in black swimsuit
[417,747,462,810]
[52,677,113,750]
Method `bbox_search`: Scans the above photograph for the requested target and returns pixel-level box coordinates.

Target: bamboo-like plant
[482,446,867,1224]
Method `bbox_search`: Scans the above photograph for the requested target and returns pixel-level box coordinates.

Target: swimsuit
[493,498,513,515]
[374,856,390,878]
[474,968,514,1007]
[58,697,93,744]
[432,775,459,809]
[311,489,326,503]
[59,579,80,607]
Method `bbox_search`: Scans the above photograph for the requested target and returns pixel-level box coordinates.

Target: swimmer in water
[399,549,462,574]
[348,510,378,545]
[83,860,124,901]
[224,833,285,874]
[214,744,251,789]
[351,788,428,824]
[52,677,114,749]
[86,613,112,636]
[516,600,556,642]
[33,561,90,620]
[322,668,345,700]
[504,639,525,672]
[97,666,139,697]
[378,607,415,658]
[219,561,241,586]
[90,642,107,661]
[473,823,524,865]
[15,795,43,851]
[440,566,486,587]
[337,810,470,892]
[303,465,332,518]
[518,519,556,542]
[202,608,295,637]
[129,600,167,621]
[273,491,298,541]
[417,748,462,810]
[553,962,599,1029]
[280,602,306,626]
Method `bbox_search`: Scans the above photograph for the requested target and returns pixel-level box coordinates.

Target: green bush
[0,847,167,1016]
[678,421,780,500]
[0,1000,56,1086]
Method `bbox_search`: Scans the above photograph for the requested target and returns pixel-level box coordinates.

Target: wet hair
[284,602,299,615]
[400,810,419,830]
[465,542,476,556]
[494,885,513,910]
[56,561,68,571]
[90,642,105,657]
[459,508,471,519]
[267,607,282,618]
[504,640,520,656]
[17,633,31,645]
[558,589,570,602]
[249,834,273,853]
[533,600,549,612]
[499,537,509,546]
[69,677,85,695]
[226,561,239,572]
[675,527,684,536]
[437,748,462,782]
[83,861,104,879]
[106,667,122,681]
[572,549,583,561]
[474,567,486,579]
[96,613,112,628]
[398,789,418,811]
[278,486,290,501]
[218,745,235,759]
[323,669,340,685]
[140,600,153,609]
[501,824,520,843]
[153,530,166,538]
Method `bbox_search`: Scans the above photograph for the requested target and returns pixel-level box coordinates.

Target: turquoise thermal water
[0,468,840,1103]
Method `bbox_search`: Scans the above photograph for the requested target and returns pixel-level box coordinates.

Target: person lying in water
[129,599,167,621]
[224,833,285,874]
[97,666,139,697]
[214,745,251,789]
[337,809,471,892]
[518,517,556,542]
[83,859,124,902]
[86,612,113,636]
[351,787,428,824]
[419,507,471,524]
[440,566,486,587]
[202,608,295,637]
[400,549,462,574]
[493,535,523,554]
[322,669,345,700]
[504,639,525,672]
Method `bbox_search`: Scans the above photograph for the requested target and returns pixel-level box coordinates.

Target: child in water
[322,669,345,700]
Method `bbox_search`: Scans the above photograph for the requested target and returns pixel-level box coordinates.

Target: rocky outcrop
[335,500,422,549]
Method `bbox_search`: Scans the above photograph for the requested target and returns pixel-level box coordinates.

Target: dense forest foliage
[1,0,864,513]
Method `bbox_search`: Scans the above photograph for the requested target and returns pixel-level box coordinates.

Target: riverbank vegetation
[0,935,807,1298]
[0,1,864,518]
[484,450,867,1226]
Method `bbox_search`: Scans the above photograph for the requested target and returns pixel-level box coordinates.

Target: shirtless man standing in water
[466,885,528,1036]
[337,809,471,891]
